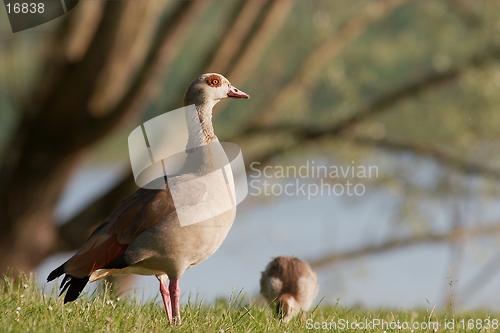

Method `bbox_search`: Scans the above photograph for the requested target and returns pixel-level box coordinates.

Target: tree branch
[309,222,500,270]
[350,135,500,179]
[227,0,296,85]
[241,46,500,165]
[246,0,411,128]
[94,0,212,142]
[206,0,270,74]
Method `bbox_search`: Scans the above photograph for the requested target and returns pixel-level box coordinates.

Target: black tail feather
[59,275,71,296]
[47,263,65,282]
[63,276,89,303]
[47,262,90,303]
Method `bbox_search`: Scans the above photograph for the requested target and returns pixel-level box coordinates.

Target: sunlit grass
[1,274,499,332]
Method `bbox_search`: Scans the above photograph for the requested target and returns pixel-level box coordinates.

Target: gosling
[260,256,319,322]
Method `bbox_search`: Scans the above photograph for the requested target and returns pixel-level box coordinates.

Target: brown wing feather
[64,185,175,277]
[64,234,128,277]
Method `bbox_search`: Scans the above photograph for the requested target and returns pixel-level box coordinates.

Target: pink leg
[169,279,181,323]
[158,275,172,324]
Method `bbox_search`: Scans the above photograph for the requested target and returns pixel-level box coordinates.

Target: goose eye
[204,75,223,87]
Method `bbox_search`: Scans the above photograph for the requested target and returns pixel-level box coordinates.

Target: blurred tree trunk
[0,1,126,274]
[0,0,208,274]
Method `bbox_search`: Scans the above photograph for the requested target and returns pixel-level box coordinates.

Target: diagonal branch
[309,222,500,270]
[95,0,212,139]
[239,64,459,140]
[350,135,500,179]
[248,0,411,127]
[242,46,500,165]
[206,0,270,74]
[227,0,296,85]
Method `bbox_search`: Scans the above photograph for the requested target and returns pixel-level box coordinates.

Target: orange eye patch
[205,74,223,87]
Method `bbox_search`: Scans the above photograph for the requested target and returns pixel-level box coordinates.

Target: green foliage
[2,274,500,333]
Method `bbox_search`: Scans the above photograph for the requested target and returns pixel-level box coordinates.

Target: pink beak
[227,85,250,99]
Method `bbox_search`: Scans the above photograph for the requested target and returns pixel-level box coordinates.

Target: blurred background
[1,0,500,311]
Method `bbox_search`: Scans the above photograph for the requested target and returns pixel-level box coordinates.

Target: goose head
[184,73,249,148]
[184,73,249,107]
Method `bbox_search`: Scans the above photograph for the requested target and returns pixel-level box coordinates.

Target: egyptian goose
[260,256,319,323]
[48,73,249,324]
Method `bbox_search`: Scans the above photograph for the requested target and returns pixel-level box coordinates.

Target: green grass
[1,274,500,332]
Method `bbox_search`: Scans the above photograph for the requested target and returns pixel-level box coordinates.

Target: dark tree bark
[0,2,127,273]
[0,0,209,273]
